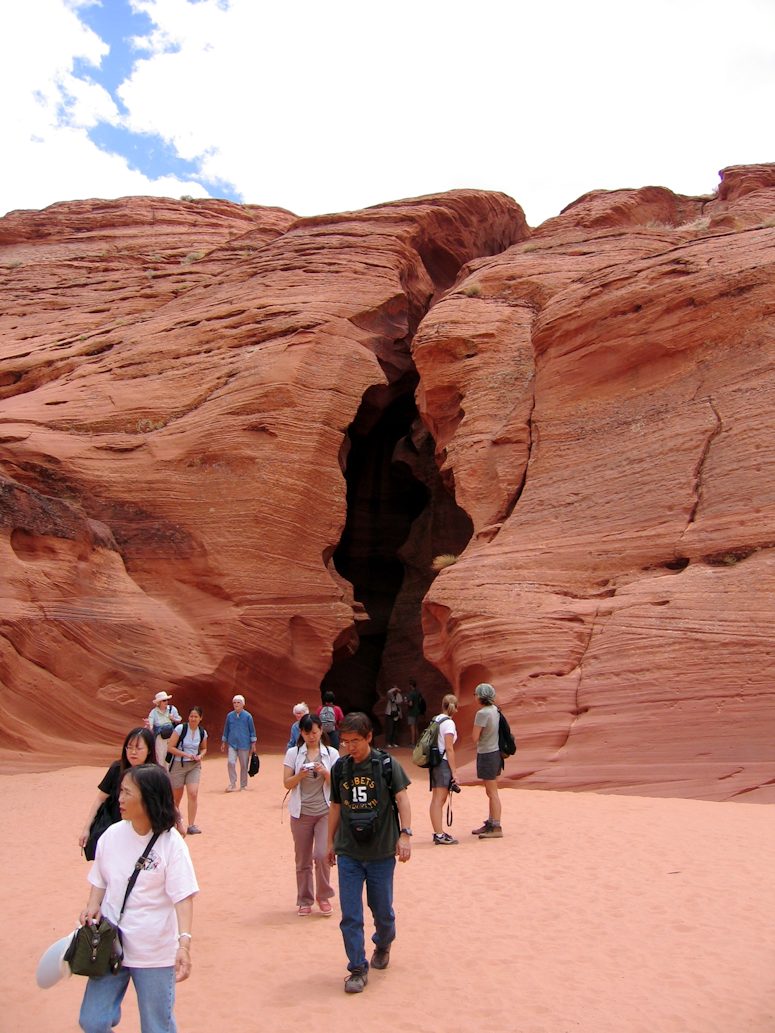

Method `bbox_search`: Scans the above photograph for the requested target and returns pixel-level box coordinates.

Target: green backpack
[411,715,445,768]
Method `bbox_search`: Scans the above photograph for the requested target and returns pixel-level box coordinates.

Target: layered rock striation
[2,168,774,798]
[417,165,775,800]
[0,191,526,762]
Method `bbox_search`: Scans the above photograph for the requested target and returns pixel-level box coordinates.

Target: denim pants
[337,853,396,972]
[227,746,250,788]
[79,965,176,1033]
[291,812,334,906]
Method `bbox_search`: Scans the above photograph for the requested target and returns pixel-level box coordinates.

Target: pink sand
[5,753,774,1033]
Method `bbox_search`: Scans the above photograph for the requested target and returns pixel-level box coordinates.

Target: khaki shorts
[169,759,202,789]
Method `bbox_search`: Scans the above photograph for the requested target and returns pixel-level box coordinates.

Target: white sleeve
[164,832,199,904]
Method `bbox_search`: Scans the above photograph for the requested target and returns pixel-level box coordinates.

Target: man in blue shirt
[220,694,257,791]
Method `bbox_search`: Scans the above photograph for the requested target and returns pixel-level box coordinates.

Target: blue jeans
[337,853,396,972]
[79,966,176,1033]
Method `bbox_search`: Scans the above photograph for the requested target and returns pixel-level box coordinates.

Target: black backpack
[497,708,516,758]
[167,724,207,769]
[333,749,399,833]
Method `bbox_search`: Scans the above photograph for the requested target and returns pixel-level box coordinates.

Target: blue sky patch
[68,0,239,199]
[73,0,155,102]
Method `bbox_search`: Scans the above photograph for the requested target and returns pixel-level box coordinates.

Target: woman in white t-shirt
[77,764,199,1033]
[167,707,208,835]
[429,694,461,846]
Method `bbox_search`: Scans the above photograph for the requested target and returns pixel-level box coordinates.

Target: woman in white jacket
[282,713,340,916]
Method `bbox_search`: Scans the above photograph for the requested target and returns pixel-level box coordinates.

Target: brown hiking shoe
[478,825,503,839]
[344,967,368,993]
[471,820,493,835]
[371,946,391,969]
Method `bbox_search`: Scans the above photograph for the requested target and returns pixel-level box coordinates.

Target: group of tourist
[71,680,509,1028]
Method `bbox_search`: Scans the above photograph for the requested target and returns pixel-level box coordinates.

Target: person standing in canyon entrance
[384,684,404,748]
[405,678,426,746]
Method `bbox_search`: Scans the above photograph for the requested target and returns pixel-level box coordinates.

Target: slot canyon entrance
[320,373,473,730]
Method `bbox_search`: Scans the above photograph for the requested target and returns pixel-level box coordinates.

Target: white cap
[232,694,246,703]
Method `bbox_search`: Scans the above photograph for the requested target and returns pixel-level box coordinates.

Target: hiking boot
[471,820,493,835]
[371,946,391,970]
[186,825,202,835]
[433,832,459,845]
[478,824,503,839]
[344,967,368,993]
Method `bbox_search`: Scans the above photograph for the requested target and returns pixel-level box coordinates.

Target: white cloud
[0,0,211,213]
[2,0,774,220]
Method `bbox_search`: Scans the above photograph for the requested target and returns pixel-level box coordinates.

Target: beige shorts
[169,759,202,789]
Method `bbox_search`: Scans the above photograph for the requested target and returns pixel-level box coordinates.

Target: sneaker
[344,967,368,993]
[298,905,312,916]
[433,832,459,845]
[318,900,333,916]
[226,785,238,792]
[478,825,503,839]
[471,820,493,835]
[370,946,391,970]
[187,825,202,835]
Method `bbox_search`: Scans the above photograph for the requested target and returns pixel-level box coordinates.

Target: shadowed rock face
[2,170,774,798]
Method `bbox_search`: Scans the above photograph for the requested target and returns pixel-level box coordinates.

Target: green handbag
[67,832,160,978]
[64,918,123,977]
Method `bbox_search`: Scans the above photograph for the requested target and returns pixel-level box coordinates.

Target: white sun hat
[36,931,75,989]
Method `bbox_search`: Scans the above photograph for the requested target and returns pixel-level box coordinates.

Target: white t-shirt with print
[90,821,198,967]
[434,716,457,758]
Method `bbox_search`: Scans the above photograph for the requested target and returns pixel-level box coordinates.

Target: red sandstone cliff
[1,170,774,799]
[417,165,775,800]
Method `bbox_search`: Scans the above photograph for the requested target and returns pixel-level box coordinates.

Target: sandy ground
[4,752,774,1033]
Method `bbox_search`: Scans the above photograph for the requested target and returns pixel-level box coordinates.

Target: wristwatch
[399,827,413,837]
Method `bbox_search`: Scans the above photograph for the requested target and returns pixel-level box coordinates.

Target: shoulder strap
[372,749,399,829]
[169,725,187,771]
[119,832,161,919]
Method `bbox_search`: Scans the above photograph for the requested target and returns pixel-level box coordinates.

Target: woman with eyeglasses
[79,728,159,860]
[282,713,340,916]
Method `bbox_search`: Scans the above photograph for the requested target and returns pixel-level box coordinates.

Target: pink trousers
[290,812,334,907]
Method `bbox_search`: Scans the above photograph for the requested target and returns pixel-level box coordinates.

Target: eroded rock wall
[417,165,775,800]
[0,191,526,762]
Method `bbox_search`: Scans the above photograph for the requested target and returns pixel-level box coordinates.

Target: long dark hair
[120,728,158,773]
[121,764,177,833]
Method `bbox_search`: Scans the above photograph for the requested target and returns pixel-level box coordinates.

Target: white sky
[2,0,773,225]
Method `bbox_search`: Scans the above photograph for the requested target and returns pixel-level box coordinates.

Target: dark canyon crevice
[321,371,473,728]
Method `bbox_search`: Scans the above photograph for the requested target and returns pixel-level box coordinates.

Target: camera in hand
[449,779,461,793]
[302,762,318,777]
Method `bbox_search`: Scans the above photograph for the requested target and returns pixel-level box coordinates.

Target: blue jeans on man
[337,854,396,971]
